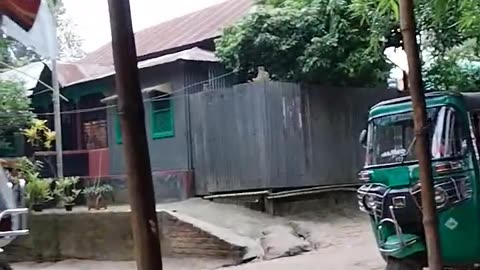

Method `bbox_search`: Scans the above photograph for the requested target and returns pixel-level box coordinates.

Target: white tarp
[1,0,57,59]
[0,61,46,90]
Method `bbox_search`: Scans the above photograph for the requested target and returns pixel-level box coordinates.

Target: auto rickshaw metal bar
[0,208,28,220]
[0,230,29,237]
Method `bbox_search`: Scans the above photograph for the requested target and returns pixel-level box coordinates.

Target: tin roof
[66,47,219,87]
[56,62,113,86]
[0,47,218,91]
[78,0,253,65]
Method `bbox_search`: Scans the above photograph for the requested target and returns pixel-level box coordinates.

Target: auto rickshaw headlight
[363,194,377,210]
[434,187,447,207]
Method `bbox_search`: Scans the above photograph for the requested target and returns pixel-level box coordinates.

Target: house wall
[107,61,230,176]
[107,62,190,175]
[105,61,227,202]
[104,63,398,197]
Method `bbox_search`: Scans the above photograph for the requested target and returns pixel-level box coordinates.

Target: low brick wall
[2,210,255,264]
[159,212,245,260]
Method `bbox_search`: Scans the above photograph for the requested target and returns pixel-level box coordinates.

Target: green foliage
[424,38,480,92]
[431,0,480,35]
[350,0,480,91]
[22,119,56,150]
[216,0,390,86]
[0,80,34,152]
[350,0,476,57]
[256,0,314,7]
[14,157,44,181]
[25,177,52,205]
[82,183,113,198]
[54,177,80,204]
[82,179,113,201]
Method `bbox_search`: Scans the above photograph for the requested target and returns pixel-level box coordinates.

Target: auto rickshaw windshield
[365,106,465,166]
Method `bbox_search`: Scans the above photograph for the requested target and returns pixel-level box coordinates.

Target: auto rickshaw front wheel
[0,260,12,270]
[386,257,422,270]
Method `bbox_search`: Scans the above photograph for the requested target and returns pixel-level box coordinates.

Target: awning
[101,83,172,103]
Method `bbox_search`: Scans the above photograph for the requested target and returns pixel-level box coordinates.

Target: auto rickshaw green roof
[369,91,480,119]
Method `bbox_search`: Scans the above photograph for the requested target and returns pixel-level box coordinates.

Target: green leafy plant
[54,177,81,205]
[82,180,113,210]
[25,178,53,206]
[0,80,34,154]
[82,184,113,198]
[22,119,56,150]
[14,157,43,181]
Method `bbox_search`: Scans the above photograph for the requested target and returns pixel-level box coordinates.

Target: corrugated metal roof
[65,47,219,87]
[78,0,253,65]
[56,62,113,86]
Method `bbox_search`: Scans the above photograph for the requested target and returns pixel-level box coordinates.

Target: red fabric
[0,0,41,31]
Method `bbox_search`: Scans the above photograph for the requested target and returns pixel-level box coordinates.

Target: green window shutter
[115,113,122,144]
[151,96,174,139]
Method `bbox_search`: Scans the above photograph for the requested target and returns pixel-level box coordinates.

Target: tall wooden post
[399,0,442,269]
[107,1,163,270]
[51,59,64,178]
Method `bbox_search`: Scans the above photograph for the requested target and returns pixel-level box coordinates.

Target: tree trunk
[399,0,443,269]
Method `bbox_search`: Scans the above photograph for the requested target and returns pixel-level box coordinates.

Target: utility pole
[51,59,63,178]
[399,0,442,269]
[107,1,163,270]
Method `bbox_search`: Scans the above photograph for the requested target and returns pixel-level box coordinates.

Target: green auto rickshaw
[357,92,480,270]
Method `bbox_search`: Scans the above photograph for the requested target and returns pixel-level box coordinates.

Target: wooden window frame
[150,93,175,140]
[114,113,122,144]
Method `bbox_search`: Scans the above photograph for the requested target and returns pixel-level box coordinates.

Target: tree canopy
[215,0,390,87]
[52,0,85,61]
[350,0,480,91]
[217,0,480,91]
[0,79,34,153]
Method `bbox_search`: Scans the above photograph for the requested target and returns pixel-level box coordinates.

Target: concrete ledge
[2,209,258,264]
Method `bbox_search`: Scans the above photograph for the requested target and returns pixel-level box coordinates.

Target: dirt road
[12,249,384,270]
[12,199,385,269]
[12,217,385,270]
[13,258,225,270]
[222,234,384,270]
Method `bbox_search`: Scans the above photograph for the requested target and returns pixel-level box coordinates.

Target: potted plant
[15,157,44,182]
[82,180,113,210]
[25,176,52,212]
[54,177,81,211]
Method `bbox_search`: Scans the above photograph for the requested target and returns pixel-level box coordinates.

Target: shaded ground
[13,198,385,269]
